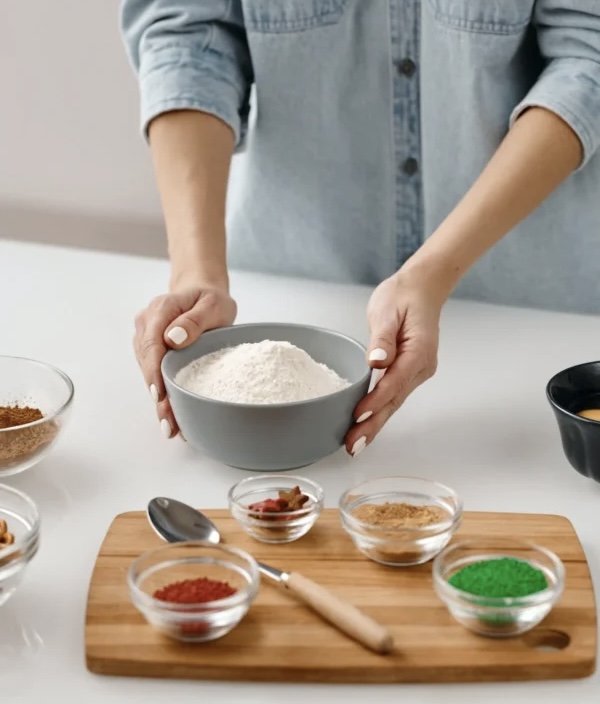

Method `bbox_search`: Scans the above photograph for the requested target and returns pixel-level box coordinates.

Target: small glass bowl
[128,541,260,643]
[0,484,40,607]
[0,355,74,477]
[433,538,565,637]
[339,476,462,566]
[228,474,324,544]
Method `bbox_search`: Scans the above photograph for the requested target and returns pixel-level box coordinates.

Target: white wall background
[0,0,161,219]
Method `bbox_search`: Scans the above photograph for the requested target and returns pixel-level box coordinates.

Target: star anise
[278,486,309,511]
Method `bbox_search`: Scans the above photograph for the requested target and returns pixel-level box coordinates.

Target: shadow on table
[0,607,45,663]
[2,451,104,529]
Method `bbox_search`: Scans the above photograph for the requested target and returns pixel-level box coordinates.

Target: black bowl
[546,361,600,483]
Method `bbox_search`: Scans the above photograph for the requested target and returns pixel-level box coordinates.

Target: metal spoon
[147,496,394,655]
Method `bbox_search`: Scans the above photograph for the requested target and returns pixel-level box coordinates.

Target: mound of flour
[175,340,350,404]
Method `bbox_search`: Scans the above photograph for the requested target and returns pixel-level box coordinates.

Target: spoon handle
[283,571,394,654]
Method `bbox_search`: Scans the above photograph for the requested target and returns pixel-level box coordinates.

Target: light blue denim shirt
[120,1,600,315]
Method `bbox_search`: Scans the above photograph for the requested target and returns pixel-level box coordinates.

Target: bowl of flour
[161,323,370,471]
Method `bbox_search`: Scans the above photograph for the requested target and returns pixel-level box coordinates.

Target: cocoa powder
[0,404,59,470]
[0,405,44,429]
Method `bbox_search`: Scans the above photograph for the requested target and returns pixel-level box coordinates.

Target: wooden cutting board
[85,509,597,683]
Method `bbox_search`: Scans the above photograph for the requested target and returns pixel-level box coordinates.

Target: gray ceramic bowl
[161,323,370,471]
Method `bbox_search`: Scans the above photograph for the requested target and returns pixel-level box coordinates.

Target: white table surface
[1,238,599,703]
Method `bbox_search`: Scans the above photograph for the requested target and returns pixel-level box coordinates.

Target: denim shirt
[120,1,600,315]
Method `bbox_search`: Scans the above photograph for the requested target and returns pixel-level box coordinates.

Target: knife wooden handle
[284,571,394,654]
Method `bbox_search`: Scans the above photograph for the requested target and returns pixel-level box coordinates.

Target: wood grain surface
[85,509,597,683]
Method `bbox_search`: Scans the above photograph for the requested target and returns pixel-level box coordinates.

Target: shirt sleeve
[509,0,600,170]
[119,0,253,148]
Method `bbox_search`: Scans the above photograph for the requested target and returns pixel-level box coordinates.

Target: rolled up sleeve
[119,0,253,148]
[509,0,600,169]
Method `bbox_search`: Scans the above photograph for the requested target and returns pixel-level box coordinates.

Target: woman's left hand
[344,269,446,457]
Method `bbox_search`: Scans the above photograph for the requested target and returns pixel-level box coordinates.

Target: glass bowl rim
[127,539,261,611]
[432,538,566,609]
[338,474,463,534]
[228,474,325,518]
[0,482,40,561]
[0,355,75,433]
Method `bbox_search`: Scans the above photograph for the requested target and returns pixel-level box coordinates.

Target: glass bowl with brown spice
[228,474,324,544]
[339,476,462,567]
[0,483,40,607]
[0,355,74,477]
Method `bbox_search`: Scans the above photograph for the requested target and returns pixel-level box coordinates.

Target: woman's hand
[344,269,446,457]
[133,284,237,439]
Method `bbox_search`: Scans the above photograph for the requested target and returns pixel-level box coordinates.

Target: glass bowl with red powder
[0,355,74,477]
[228,474,324,544]
[0,483,40,608]
[128,540,260,643]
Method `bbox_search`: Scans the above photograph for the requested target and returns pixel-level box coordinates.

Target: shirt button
[402,157,419,176]
[398,58,416,77]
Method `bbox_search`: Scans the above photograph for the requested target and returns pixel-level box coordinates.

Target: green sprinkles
[448,557,548,598]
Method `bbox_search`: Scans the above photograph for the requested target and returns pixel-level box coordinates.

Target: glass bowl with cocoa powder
[339,476,463,567]
[0,356,74,476]
[228,474,324,544]
[0,483,40,607]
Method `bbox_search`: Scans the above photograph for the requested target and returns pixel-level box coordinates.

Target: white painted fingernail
[368,367,386,393]
[356,411,372,423]
[351,436,367,457]
[160,418,172,439]
[149,384,159,402]
[369,348,388,362]
[167,326,188,345]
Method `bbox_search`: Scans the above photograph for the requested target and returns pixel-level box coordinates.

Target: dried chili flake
[247,485,310,522]
[248,497,288,515]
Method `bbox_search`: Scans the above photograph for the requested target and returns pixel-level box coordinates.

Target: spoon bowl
[147,496,220,545]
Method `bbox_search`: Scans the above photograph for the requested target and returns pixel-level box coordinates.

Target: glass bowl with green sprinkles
[432,538,565,637]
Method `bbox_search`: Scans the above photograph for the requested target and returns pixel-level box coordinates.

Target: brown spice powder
[0,405,44,429]
[0,405,59,469]
[352,502,448,529]
[352,502,451,564]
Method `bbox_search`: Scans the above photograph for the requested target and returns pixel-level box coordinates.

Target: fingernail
[167,326,188,345]
[369,348,387,362]
[351,436,367,457]
[160,418,172,439]
[368,368,386,393]
[149,384,159,402]
[356,411,372,423]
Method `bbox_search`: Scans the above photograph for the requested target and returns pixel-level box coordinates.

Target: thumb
[366,315,398,393]
[163,297,217,349]
[367,317,398,370]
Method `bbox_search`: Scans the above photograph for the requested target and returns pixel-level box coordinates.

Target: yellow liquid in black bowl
[577,408,600,422]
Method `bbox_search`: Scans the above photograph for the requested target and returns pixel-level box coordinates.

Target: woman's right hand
[133,285,237,439]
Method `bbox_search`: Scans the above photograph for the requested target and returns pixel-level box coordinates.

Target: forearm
[148,110,235,292]
[402,107,583,301]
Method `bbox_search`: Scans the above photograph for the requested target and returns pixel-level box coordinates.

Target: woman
[120,1,600,457]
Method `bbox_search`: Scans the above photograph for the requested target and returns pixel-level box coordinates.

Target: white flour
[175,339,350,404]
